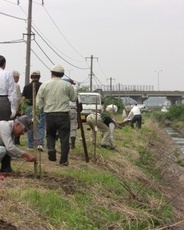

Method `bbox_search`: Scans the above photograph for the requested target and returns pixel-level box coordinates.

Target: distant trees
[165,105,184,121]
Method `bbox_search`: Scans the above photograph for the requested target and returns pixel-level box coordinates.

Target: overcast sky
[1,0,184,91]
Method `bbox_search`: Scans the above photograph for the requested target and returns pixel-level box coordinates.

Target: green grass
[2,115,180,229]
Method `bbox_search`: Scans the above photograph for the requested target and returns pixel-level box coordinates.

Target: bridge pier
[166,96,183,105]
[130,95,149,104]
[102,89,184,106]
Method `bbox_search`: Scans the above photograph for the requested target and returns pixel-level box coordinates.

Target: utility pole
[85,55,98,91]
[24,0,44,84]
[24,0,33,85]
[107,77,115,96]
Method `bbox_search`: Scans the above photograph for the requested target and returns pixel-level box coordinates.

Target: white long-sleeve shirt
[0,121,24,157]
[0,68,17,111]
[127,105,141,120]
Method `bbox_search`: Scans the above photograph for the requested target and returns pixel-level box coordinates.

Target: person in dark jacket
[21,70,45,151]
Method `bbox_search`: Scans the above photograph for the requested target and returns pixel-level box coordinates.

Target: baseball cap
[31,70,40,76]
[51,65,64,73]
[17,115,33,130]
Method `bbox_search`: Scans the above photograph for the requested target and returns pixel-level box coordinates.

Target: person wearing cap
[0,55,17,121]
[12,70,22,144]
[21,70,45,151]
[86,112,116,150]
[0,115,36,173]
[36,65,77,166]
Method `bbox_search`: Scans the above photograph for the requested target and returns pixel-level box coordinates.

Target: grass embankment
[1,114,183,229]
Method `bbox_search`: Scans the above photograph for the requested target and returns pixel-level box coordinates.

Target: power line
[43,5,85,59]
[31,48,50,70]
[80,77,90,84]
[33,0,43,5]
[32,25,86,63]
[93,73,106,86]
[18,4,86,64]
[33,39,55,65]
[0,38,25,44]
[17,3,89,69]
[2,0,17,5]
[32,26,89,69]
[0,11,26,21]
[96,60,108,81]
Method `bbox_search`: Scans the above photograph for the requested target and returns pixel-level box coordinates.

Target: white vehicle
[78,92,103,121]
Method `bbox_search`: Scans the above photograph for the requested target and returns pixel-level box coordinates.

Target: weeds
[0,116,183,229]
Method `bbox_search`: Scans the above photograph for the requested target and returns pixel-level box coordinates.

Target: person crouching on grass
[0,115,36,173]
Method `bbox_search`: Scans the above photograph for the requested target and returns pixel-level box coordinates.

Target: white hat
[51,65,64,73]
[31,70,40,75]
[12,70,20,77]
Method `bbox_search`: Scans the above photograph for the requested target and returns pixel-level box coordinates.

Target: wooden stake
[94,96,98,159]
[76,99,89,162]
[32,80,38,178]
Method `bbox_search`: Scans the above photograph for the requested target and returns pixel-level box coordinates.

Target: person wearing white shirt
[12,70,21,110]
[12,70,22,145]
[127,103,142,128]
[0,55,17,171]
[0,55,17,120]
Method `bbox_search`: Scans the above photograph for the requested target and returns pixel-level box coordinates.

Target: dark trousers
[0,97,12,171]
[130,114,142,129]
[46,112,70,164]
[0,97,11,120]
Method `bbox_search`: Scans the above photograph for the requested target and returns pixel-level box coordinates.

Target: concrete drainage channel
[165,127,184,153]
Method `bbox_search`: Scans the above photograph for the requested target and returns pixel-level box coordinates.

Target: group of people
[123,103,142,129]
[0,55,36,174]
[85,102,142,151]
[0,55,77,175]
[0,54,143,176]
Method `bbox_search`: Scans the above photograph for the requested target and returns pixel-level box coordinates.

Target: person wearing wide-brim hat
[0,115,36,173]
[36,64,77,166]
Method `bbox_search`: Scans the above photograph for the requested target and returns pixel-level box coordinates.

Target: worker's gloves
[10,109,16,119]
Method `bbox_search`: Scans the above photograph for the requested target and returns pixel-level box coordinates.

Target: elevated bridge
[90,85,184,105]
